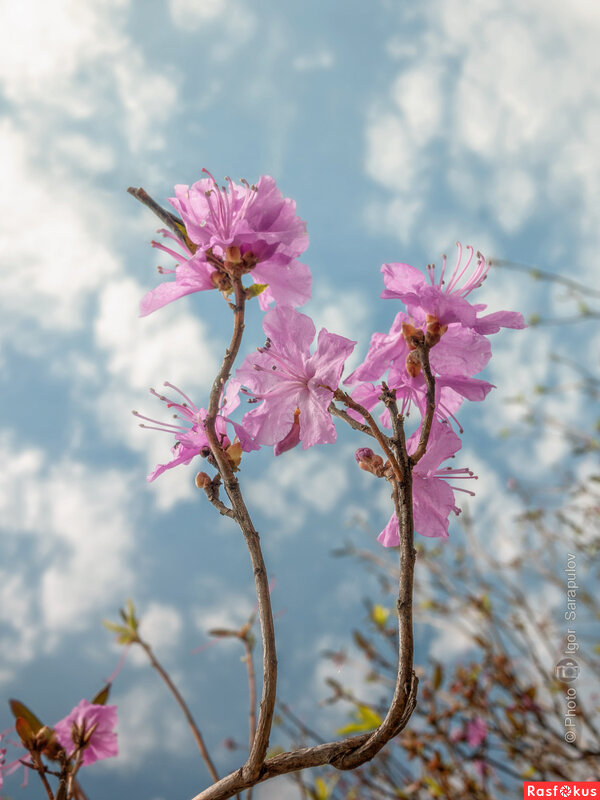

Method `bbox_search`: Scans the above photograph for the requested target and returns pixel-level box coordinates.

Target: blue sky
[1,1,599,798]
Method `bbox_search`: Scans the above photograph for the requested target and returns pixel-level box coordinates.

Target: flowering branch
[116,178,526,800]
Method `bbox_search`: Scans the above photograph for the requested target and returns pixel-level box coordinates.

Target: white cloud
[0,119,119,339]
[108,681,189,769]
[170,0,228,25]
[169,0,256,58]
[92,276,221,509]
[0,431,138,678]
[246,446,351,534]
[128,602,184,667]
[0,0,179,152]
[365,0,600,246]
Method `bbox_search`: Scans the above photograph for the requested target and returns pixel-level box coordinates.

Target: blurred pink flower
[466,717,488,748]
[54,700,118,766]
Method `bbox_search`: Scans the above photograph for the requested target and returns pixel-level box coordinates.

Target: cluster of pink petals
[53,700,118,766]
[134,382,257,482]
[235,305,356,452]
[141,171,311,315]
[381,243,526,333]
[378,423,477,542]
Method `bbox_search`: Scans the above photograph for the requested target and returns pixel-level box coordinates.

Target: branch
[241,634,257,800]
[332,390,403,481]
[193,393,419,798]
[204,277,278,781]
[137,637,219,783]
[201,474,235,518]
[408,342,435,466]
[127,187,190,246]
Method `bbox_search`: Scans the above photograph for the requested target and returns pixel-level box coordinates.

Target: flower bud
[195,472,211,489]
[211,271,233,292]
[405,350,422,378]
[225,440,243,470]
[355,447,374,463]
[425,314,447,347]
[355,448,386,477]
[225,245,242,266]
[401,321,425,349]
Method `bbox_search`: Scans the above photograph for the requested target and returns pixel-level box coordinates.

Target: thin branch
[136,638,219,783]
[329,403,379,439]
[127,187,190,245]
[493,258,600,299]
[202,474,235,518]
[204,277,278,781]
[333,389,403,481]
[31,754,54,800]
[332,472,418,769]
[242,635,256,800]
[408,342,435,466]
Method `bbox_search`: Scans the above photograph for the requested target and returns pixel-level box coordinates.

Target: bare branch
[127,187,191,246]
[136,637,219,783]
[333,389,404,481]
[204,277,278,781]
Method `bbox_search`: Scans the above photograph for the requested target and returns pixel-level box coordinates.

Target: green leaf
[315,777,330,800]
[91,684,111,706]
[371,604,390,627]
[246,283,269,298]
[336,705,382,735]
[9,699,44,734]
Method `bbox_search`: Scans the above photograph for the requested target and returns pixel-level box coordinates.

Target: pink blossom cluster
[137,172,524,546]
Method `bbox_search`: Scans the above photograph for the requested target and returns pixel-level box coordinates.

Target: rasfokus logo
[525,783,600,798]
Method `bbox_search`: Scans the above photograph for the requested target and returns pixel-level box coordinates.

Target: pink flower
[466,717,488,748]
[378,423,477,543]
[53,700,118,766]
[236,306,356,451]
[346,311,492,385]
[134,382,257,482]
[347,371,494,432]
[381,243,525,334]
[170,171,311,310]
[140,231,217,317]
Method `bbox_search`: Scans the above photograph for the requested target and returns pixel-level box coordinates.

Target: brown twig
[136,637,220,783]
[408,342,435,465]
[241,634,257,800]
[31,754,55,800]
[332,389,403,481]
[204,277,278,781]
[328,403,379,439]
[127,187,190,245]
[203,474,235,518]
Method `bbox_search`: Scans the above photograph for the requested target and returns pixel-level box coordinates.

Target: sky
[1,0,599,798]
